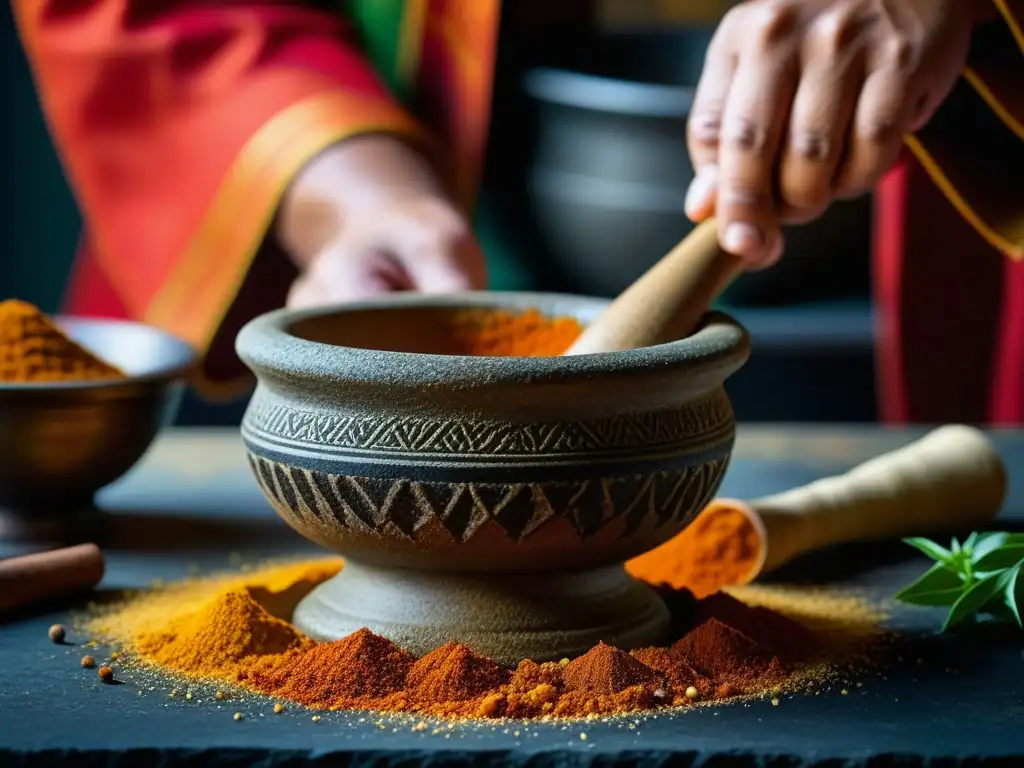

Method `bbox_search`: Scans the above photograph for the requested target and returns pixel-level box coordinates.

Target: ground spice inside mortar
[84,559,884,719]
[0,299,125,382]
[446,309,583,356]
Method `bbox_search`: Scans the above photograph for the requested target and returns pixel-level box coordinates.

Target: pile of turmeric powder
[0,299,124,382]
[84,558,884,720]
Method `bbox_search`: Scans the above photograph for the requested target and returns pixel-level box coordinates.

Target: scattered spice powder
[82,559,884,720]
[0,299,124,382]
[626,501,763,598]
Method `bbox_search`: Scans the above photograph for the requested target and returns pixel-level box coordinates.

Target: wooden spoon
[565,218,741,355]
[628,425,1007,592]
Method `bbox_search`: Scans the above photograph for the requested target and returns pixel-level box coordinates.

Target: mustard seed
[81,656,95,669]
[98,666,115,683]
[48,624,66,643]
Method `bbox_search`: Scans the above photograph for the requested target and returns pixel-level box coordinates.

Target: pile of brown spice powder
[82,559,885,720]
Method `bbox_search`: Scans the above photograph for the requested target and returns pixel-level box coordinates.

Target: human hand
[684,0,986,267]
[278,135,486,308]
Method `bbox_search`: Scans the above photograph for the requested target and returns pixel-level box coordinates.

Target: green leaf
[951,537,961,555]
[904,537,955,565]
[969,532,1007,563]
[975,544,1024,571]
[894,563,966,607]
[942,569,1016,632]
[963,531,980,553]
[1001,561,1023,629]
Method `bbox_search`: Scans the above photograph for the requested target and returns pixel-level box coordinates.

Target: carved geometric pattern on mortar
[248,454,730,544]
[245,390,733,457]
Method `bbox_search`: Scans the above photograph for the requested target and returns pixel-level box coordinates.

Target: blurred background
[1,0,877,425]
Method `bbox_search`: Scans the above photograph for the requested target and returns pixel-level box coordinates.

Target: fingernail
[722,222,762,257]
[684,167,717,218]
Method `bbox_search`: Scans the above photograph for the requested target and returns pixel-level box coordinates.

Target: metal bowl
[237,292,748,664]
[0,318,197,542]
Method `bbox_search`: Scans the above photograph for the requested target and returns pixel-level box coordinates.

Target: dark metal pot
[523,31,871,304]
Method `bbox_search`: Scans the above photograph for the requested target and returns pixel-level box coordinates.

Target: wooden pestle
[715,425,1007,581]
[0,543,105,615]
[565,218,743,355]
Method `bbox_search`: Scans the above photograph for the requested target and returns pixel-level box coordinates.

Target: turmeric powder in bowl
[0,300,125,383]
[0,301,196,538]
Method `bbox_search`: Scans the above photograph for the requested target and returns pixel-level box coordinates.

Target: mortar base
[292,562,670,667]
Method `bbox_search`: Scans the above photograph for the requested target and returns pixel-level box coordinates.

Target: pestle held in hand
[564,218,744,356]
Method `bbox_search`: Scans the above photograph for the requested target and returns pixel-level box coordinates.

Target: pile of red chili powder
[83,560,882,720]
[242,591,817,718]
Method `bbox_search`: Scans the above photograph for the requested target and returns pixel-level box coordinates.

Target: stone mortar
[236,292,749,666]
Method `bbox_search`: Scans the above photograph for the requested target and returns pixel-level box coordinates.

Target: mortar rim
[236,291,749,391]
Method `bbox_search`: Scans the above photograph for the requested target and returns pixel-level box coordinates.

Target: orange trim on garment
[963,2,1024,141]
[963,67,1024,142]
[417,0,500,212]
[993,0,1024,53]
[144,89,422,351]
[901,1,1024,262]
[903,133,1024,261]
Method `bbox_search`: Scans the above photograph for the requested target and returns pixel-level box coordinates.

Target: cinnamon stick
[0,543,105,615]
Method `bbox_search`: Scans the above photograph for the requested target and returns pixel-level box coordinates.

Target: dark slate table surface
[3,426,1024,768]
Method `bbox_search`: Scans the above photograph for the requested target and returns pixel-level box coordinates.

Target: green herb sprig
[894,532,1024,632]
